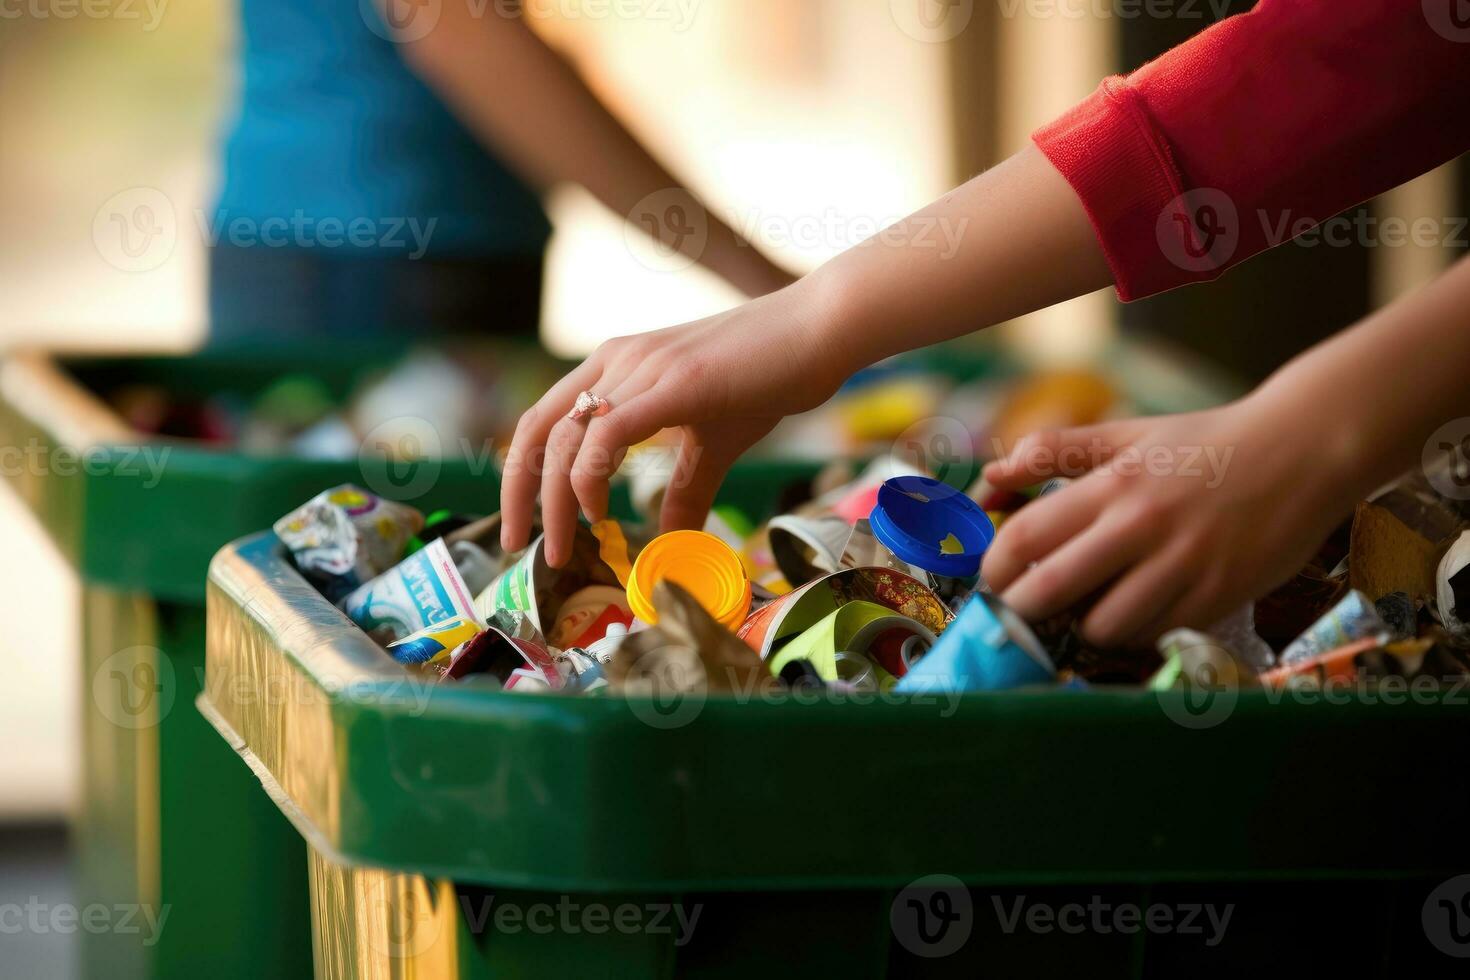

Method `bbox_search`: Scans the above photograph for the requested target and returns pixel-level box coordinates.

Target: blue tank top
[213,0,551,259]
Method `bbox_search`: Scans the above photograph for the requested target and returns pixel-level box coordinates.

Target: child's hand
[500,282,850,567]
[980,396,1358,647]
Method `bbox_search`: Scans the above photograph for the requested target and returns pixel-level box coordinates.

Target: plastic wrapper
[387,614,484,667]
[273,484,423,601]
[340,537,479,644]
[445,625,563,689]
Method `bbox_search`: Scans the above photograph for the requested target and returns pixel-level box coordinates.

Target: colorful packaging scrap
[388,615,484,667]
[274,485,423,602]
[895,594,1053,694]
[340,537,480,644]
[269,452,1470,701]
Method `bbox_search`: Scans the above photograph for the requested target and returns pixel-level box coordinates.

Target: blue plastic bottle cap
[869,476,996,579]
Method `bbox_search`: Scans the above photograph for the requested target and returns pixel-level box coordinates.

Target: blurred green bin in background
[0,341,617,980]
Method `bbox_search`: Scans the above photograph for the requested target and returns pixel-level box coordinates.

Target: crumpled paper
[606,581,777,696]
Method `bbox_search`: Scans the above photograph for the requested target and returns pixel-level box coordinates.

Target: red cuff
[1033,78,1198,303]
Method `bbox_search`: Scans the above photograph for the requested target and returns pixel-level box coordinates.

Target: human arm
[983,253,1470,646]
[501,0,1470,578]
[499,143,1112,565]
[387,2,793,297]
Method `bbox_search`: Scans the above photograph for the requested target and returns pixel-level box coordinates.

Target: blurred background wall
[0,0,1462,822]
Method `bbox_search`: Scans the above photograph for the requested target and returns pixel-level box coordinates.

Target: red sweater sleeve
[1034,0,1470,301]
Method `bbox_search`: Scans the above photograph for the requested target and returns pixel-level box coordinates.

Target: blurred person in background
[209,0,792,344]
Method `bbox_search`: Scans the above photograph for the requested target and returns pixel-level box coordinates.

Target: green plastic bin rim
[0,338,1240,601]
[200,530,1470,892]
[0,347,826,600]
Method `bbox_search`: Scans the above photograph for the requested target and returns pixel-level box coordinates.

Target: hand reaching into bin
[504,1,1470,643]
[500,284,855,567]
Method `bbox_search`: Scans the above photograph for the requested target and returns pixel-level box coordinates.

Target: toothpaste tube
[387,615,484,666]
[340,538,479,645]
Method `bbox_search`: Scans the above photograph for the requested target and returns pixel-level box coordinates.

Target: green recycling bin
[202,516,1470,980]
[0,342,577,980]
[194,346,1469,979]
